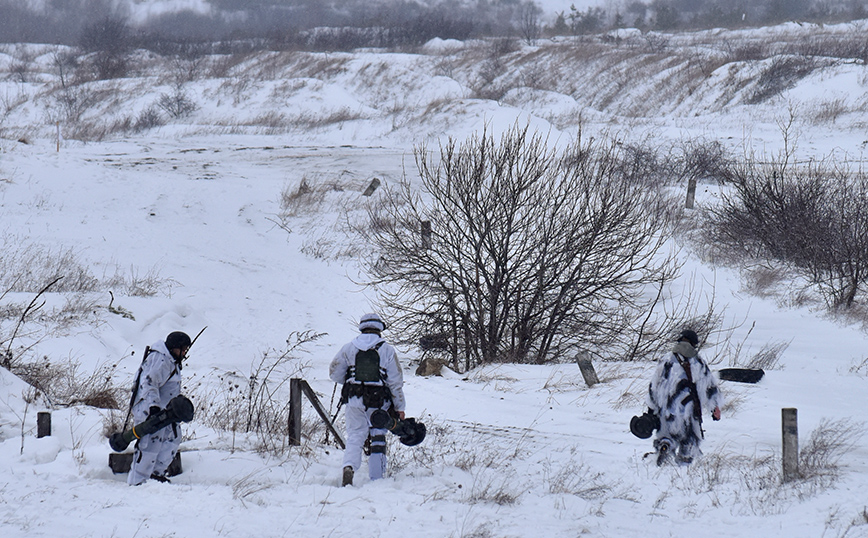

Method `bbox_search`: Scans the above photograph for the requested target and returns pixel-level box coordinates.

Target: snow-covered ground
[2,19,868,538]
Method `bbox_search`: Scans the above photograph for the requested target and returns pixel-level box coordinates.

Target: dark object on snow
[630,409,661,439]
[109,451,182,476]
[370,409,427,446]
[717,368,765,383]
[576,352,600,387]
[109,395,195,452]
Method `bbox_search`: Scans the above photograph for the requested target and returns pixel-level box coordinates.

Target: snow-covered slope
[1,20,868,538]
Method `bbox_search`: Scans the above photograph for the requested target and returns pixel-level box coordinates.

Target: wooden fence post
[362,177,380,196]
[37,412,51,438]
[685,178,697,209]
[576,352,600,387]
[289,378,302,446]
[782,408,799,482]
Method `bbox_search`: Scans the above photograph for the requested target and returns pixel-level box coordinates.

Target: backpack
[352,343,384,383]
[341,342,390,408]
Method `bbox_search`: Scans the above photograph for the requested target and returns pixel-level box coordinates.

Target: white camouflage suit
[127,340,182,485]
[329,331,406,481]
[647,340,723,463]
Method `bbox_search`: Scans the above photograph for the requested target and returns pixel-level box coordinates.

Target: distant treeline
[0,0,866,50]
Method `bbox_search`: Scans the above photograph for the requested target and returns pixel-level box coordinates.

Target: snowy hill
[1,19,868,538]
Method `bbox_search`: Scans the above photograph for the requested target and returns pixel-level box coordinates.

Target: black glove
[149,406,162,418]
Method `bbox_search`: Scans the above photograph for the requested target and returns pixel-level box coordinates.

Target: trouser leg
[153,426,181,477]
[128,434,160,485]
[342,406,369,471]
[368,428,387,480]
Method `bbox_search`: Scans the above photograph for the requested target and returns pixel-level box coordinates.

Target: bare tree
[79,16,132,80]
[361,124,677,371]
[517,1,542,45]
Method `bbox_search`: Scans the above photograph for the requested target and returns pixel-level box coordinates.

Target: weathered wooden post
[685,178,697,209]
[288,378,303,446]
[421,220,432,249]
[37,412,51,438]
[287,378,345,449]
[362,177,380,196]
[782,408,799,482]
[576,352,600,387]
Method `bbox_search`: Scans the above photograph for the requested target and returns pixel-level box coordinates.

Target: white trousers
[127,425,181,485]
[343,406,388,480]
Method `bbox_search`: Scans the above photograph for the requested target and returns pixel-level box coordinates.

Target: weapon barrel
[109,395,195,452]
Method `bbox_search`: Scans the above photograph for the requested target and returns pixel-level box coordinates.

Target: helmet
[165,331,192,351]
[358,313,386,333]
[678,329,699,348]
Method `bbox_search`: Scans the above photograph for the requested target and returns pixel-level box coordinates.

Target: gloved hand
[149,406,162,418]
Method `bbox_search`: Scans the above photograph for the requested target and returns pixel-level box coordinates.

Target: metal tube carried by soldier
[109,395,195,453]
[369,409,426,446]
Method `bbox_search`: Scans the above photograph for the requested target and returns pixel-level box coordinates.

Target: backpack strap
[123,346,153,431]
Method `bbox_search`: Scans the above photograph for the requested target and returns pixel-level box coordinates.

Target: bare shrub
[362,124,677,371]
[50,84,100,124]
[157,88,198,119]
[810,98,849,125]
[0,238,172,297]
[747,55,819,104]
[278,177,324,218]
[543,457,610,499]
[743,341,788,370]
[673,138,734,185]
[466,469,521,505]
[134,106,164,132]
[705,156,868,310]
[195,331,322,454]
[799,419,864,483]
[8,355,124,409]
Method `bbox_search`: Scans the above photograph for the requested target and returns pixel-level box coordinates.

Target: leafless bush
[278,177,325,218]
[542,457,610,499]
[784,35,868,64]
[134,106,164,132]
[673,138,735,185]
[742,341,788,370]
[466,469,521,505]
[50,84,100,124]
[362,124,677,370]
[516,1,542,45]
[10,61,29,83]
[799,418,863,483]
[0,238,173,297]
[157,88,198,119]
[705,155,868,310]
[7,355,124,409]
[195,331,322,455]
[810,98,849,125]
[0,89,28,135]
[747,55,819,104]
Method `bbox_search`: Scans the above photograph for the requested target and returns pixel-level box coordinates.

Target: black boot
[150,473,171,483]
[341,466,354,487]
